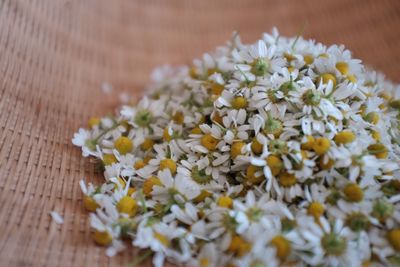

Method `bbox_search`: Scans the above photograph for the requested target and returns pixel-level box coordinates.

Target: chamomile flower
[236,39,285,74]
[178,157,224,191]
[298,217,360,267]
[151,169,201,204]
[72,128,98,156]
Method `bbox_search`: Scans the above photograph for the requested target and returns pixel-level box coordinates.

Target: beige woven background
[0,0,399,266]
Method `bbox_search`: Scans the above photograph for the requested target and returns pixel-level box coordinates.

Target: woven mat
[1,0,399,266]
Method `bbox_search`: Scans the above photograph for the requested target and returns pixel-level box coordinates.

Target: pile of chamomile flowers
[73,28,400,267]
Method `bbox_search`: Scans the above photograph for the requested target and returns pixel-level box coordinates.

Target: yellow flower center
[266,155,283,176]
[301,135,315,150]
[140,138,154,151]
[201,134,219,151]
[318,157,334,170]
[114,136,133,155]
[114,177,126,190]
[103,154,117,166]
[120,120,130,131]
[278,172,297,187]
[251,137,263,155]
[207,68,219,76]
[218,195,233,208]
[191,126,202,134]
[189,66,198,79]
[83,196,99,212]
[387,229,400,252]
[116,196,138,216]
[365,112,379,125]
[230,142,245,159]
[346,74,357,83]
[359,105,366,116]
[231,96,248,110]
[134,159,146,170]
[210,82,225,95]
[343,183,364,202]
[334,131,356,145]
[88,117,101,128]
[199,258,210,267]
[270,235,291,259]
[303,54,314,65]
[318,73,337,87]
[212,112,224,125]
[193,190,212,202]
[127,187,136,196]
[246,165,265,185]
[143,176,162,196]
[93,230,113,246]
[154,232,170,247]
[301,150,308,159]
[163,127,173,142]
[160,159,177,174]
[284,53,296,62]
[390,99,400,109]
[313,137,331,155]
[335,62,349,75]
[307,202,325,218]
[228,235,252,257]
[379,92,392,101]
[173,111,184,124]
[368,143,388,159]
[143,156,152,164]
[371,130,381,141]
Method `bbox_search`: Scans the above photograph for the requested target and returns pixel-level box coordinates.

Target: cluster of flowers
[73,29,400,267]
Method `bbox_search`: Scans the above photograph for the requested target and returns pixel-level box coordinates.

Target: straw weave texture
[0,0,399,266]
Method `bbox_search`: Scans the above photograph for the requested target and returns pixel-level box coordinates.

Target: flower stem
[291,22,307,50]
[94,121,122,143]
[124,249,153,267]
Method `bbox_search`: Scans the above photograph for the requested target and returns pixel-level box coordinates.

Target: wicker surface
[0,0,400,266]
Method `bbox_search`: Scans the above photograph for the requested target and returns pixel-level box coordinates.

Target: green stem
[124,250,153,267]
[230,31,240,51]
[235,65,249,84]
[138,190,148,213]
[291,22,307,50]
[94,121,122,143]
[266,111,272,121]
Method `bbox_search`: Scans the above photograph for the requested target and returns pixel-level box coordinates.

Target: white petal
[49,211,64,224]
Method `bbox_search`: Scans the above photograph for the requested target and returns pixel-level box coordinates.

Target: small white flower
[152,170,201,204]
